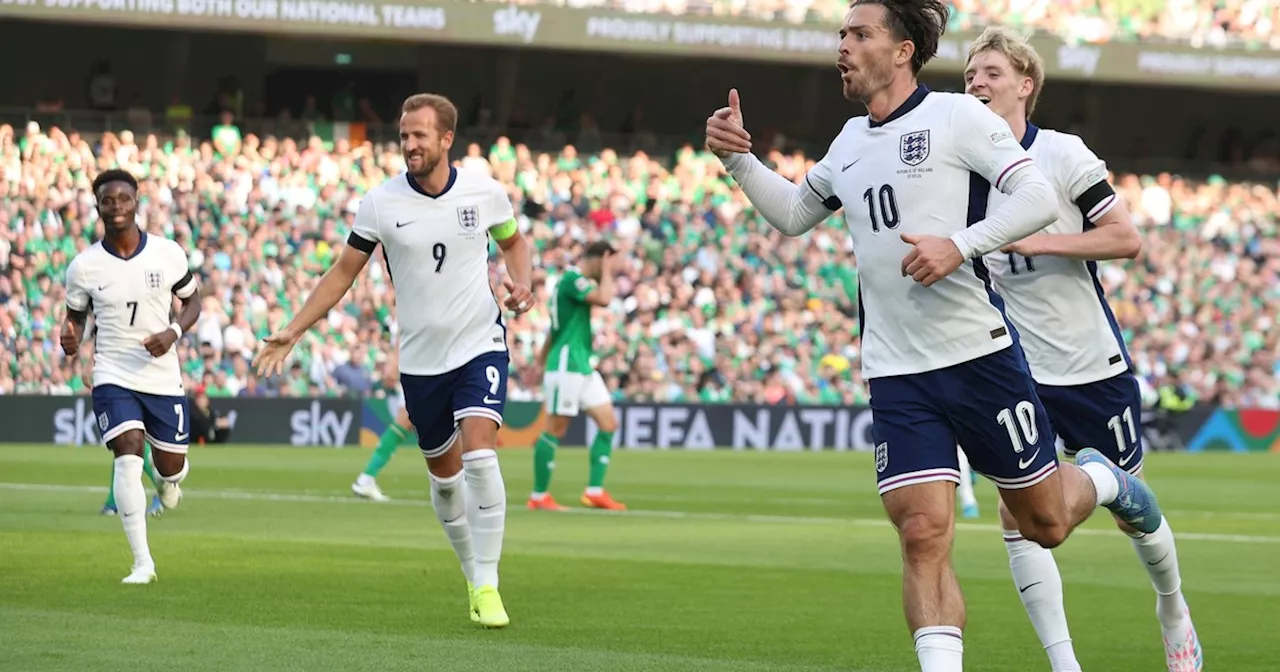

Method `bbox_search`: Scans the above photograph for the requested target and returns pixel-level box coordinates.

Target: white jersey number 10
[862,185,901,233]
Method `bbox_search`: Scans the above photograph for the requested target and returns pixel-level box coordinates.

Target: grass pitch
[1,445,1276,671]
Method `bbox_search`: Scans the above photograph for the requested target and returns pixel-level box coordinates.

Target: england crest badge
[899,130,930,166]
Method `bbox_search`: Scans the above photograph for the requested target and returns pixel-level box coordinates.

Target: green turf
[1,445,1275,671]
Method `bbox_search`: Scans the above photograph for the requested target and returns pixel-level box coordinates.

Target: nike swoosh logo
[482,396,501,405]
[395,220,415,228]
[443,515,463,523]
[842,159,861,171]
[1118,448,1137,467]
[1018,582,1042,593]
[174,432,189,441]
[1147,552,1169,566]
[1018,448,1041,470]
[478,503,501,510]
[97,285,111,291]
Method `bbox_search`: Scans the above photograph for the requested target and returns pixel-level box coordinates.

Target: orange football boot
[527,494,567,511]
[580,490,627,511]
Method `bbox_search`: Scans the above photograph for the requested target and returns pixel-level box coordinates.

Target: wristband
[168,323,183,340]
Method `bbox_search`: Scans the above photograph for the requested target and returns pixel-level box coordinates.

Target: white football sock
[1079,461,1119,506]
[1004,531,1081,671]
[114,455,154,571]
[462,449,506,589]
[1128,516,1189,628]
[429,471,475,584]
[913,626,963,671]
[956,449,977,507]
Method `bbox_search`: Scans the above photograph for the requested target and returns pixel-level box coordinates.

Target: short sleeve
[1057,134,1118,223]
[563,272,595,303]
[170,243,199,299]
[65,257,89,312]
[347,192,380,254]
[486,181,516,230]
[804,131,845,212]
[950,95,1034,193]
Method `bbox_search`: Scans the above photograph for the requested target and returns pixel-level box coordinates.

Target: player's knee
[108,431,145,457]
[425,450,463,479]
[457,418,498,452]
[544,415,571,438]
[1020,517,1070,549]
[897,511,952,562]
[592,411,618,434]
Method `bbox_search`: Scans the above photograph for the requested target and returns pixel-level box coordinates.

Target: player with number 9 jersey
[254,94,535,629]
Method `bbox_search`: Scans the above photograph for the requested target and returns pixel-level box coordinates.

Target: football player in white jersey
[965,27,1202,672]
[254,93,533,630]
[60,169,201,584]
[705,1,1163,669]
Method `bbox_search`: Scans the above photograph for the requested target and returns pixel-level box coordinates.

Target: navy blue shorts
[400,351,509,458]
[870,346,1059,495]
[91,384,190,454]
[1036,373,1144,473]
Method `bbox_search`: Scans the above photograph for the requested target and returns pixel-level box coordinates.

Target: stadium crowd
[0,119,1276,409]
[490,0,1280,48]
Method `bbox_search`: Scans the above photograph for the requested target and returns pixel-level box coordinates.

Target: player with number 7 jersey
[253,94,535,629]
[62,168,202,585]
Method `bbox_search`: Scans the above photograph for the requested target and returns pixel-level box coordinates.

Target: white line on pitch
[2,481,1277,545]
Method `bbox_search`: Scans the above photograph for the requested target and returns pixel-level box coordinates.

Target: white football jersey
[806,88,1039,379]
[984,125,1130,386]
[349,167,513,376]
[65,232,197,396]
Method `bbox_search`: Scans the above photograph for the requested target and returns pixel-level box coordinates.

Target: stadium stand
[1,119,1276,408]
[485,0,1280,47]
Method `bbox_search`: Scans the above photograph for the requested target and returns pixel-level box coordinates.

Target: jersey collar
[1021,123,1040,150]
[868,84,930,128]
[406,166,458,199]
[101,229,148,261]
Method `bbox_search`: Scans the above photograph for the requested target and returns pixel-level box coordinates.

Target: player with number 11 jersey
[965,27,1201,672]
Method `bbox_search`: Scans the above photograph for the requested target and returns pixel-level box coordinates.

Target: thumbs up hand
[706,88,752,158]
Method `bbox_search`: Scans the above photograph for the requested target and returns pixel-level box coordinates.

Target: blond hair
[401,93,458,135]
[966,26,1045,118]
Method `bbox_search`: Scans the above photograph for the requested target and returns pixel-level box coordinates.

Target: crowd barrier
[2,396,1275,453]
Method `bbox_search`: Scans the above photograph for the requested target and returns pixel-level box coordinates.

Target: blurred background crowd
[1,114,1276,409]
[490,0,1280,48]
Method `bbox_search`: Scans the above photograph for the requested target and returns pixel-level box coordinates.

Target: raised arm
[706,89,838,237]
[583,252,616,307]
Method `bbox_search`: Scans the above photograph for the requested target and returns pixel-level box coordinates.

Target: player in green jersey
[352,366,413,502]
[529,241,624,511]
